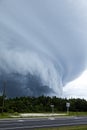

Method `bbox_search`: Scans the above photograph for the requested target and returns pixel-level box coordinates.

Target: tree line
[0,96,87,113]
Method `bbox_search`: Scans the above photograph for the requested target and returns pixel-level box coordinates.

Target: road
[0,116,87,130]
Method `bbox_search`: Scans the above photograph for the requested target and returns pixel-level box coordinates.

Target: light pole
[2,81,6,113]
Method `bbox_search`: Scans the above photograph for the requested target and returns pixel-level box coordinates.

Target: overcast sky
[0,0,87,98]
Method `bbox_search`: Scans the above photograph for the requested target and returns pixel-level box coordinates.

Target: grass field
[0,112,87,118]
[36,125,87,130]
[69,112,87,116]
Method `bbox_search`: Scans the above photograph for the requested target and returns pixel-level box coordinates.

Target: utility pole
[2,81,6,113]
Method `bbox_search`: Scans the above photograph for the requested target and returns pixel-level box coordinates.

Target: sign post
[50,104,54,114]
[66,102,70,115]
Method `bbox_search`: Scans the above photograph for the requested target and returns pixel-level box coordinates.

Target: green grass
[0,113,10,118]
[0,112,19,118]
[69,112,87,116]
[35,125,87,130]
[0,112,87,119]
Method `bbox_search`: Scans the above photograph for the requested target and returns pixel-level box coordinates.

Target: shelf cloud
[0,0,87,97]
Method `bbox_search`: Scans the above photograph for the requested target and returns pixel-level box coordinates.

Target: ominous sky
[0,0,87,98]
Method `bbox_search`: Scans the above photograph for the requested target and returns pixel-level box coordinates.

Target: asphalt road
[0,116,87,130]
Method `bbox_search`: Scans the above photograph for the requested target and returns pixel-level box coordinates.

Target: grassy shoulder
[69,112,87,116]
[36,125,87,130]
[0,112,19,118]
[0,112,87,118]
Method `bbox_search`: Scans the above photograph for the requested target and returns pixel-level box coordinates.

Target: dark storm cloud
[0,73,53,97]
[0,0,87,97]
